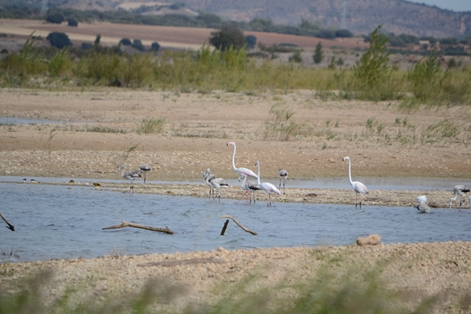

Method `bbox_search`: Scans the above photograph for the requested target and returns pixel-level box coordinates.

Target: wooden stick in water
[103,220,173,234]
[220,215,258,235]
[0,212,15,231]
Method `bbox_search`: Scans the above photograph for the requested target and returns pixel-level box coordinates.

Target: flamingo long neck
[347,159,354,187]
[256,162,262,185]
[231,143,237,171]
[121,167,126,178]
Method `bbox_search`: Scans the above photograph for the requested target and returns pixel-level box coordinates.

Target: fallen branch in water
[103,220,173,234]
[220,215,257,235]
[0,211,15,231]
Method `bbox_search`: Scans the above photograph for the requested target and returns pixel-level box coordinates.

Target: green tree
[312,42,324,64]
[67,18,78,27]
[352,24,390,88]
[209,24,246,51]
[46,32,72,49]
[46,12,64,24]
[245,35,257,49]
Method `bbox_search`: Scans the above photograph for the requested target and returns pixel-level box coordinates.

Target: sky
[405,0,471,12]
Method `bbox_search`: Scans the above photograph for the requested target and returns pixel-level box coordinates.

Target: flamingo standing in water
[449,185,470,209]
[416,195,430,214]
[255,161,281,206]
[118,165,142,194]
[139,164,152,185]
[342,156,369,208]
[203,168,228,202]
[239,174,261,204]
[278,168,288,193]
[202,168,214,198]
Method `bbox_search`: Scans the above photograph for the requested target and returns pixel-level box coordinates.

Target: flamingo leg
[238,190,250,202]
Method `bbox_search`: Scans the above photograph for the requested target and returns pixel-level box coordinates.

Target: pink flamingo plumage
[226,141,258,181]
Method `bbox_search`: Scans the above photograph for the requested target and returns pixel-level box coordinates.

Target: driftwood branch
[220,219,229,235]
[103,220,173,234]
[0,212,15,231]
[220,215,257,235]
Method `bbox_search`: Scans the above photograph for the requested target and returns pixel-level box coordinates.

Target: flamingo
[278,168,288,193]
[255,161,281,206]
[139,164,152,185]
[416,195,430,213]
[239,174,261,204]
[226,142,258,180]
[203,169,228,201]
[449,185,470,209]
[342,156,369,208]
[118,165,142,194]
[203,168,214,198]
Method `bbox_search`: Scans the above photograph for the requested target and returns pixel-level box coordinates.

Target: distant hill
[3,0,471,38]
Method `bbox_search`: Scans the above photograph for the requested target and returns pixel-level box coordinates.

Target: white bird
[416,195,430,213]
[255,161,281,206]
[204,169,229,202]
[449,185,470,209]
[203,168,214,198]
[238,174,261,204]
[118,165,142,194]
[342,156,369,208]
[278,168,288,193]
[226,141,258,181]
[139,164,152,185]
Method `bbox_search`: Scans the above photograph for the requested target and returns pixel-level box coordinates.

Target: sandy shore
[1,89,470,312]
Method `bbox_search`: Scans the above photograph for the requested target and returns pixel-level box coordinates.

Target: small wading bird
[342,156,369,208]
[239,174,261,204]
[416,195,430,214]
[278,168,288,193]
[118,165,141,194]
[139,164,152,185]
[203,168,228,201]
[449,185,470,210]
[255,161,281,206]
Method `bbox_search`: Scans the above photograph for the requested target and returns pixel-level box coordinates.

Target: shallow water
[1,182,470,263]
[0,175,467,191]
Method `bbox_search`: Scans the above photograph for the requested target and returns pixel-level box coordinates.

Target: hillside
[48,0,471,38]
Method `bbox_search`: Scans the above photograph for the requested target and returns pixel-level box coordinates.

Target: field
[1,18,471,314]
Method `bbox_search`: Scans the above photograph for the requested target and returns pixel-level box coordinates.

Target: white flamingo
[342,156,369,208]
[118,165,142,194]
[238,174,261,204]
[416,195,430,213]
[203,169,228,201]
[449,185,470,209]
[278,168,288,193]
[255,161,281,206]
[139,164,152,185]
[226,142,258,181]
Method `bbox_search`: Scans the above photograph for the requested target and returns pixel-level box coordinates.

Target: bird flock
[117,141,470,211]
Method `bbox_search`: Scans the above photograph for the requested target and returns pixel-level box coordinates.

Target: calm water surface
[1,182,470,263]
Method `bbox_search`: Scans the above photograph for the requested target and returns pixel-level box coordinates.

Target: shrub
[352,24,390,88]
[81,42,93,50]
[245,35,257,49]
[289,50,302,63]
[120,38,132,46]
[209,24,246,51]
[313,42,324,64]
[67,18,78,27]
[48,48,72,77]
[47,32,72,49]
[46,12,64,24]
[132,39,145,52]
[151,42,160,52]
[335,29,353,38]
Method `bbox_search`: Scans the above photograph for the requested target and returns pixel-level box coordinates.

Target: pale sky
[405,0,471,12]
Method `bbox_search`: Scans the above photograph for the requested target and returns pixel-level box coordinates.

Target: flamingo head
[254,161,259,167]
[226,142,235,147]
[342,156,350,162]
[203,168,210,178]
[118,165,125,172]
